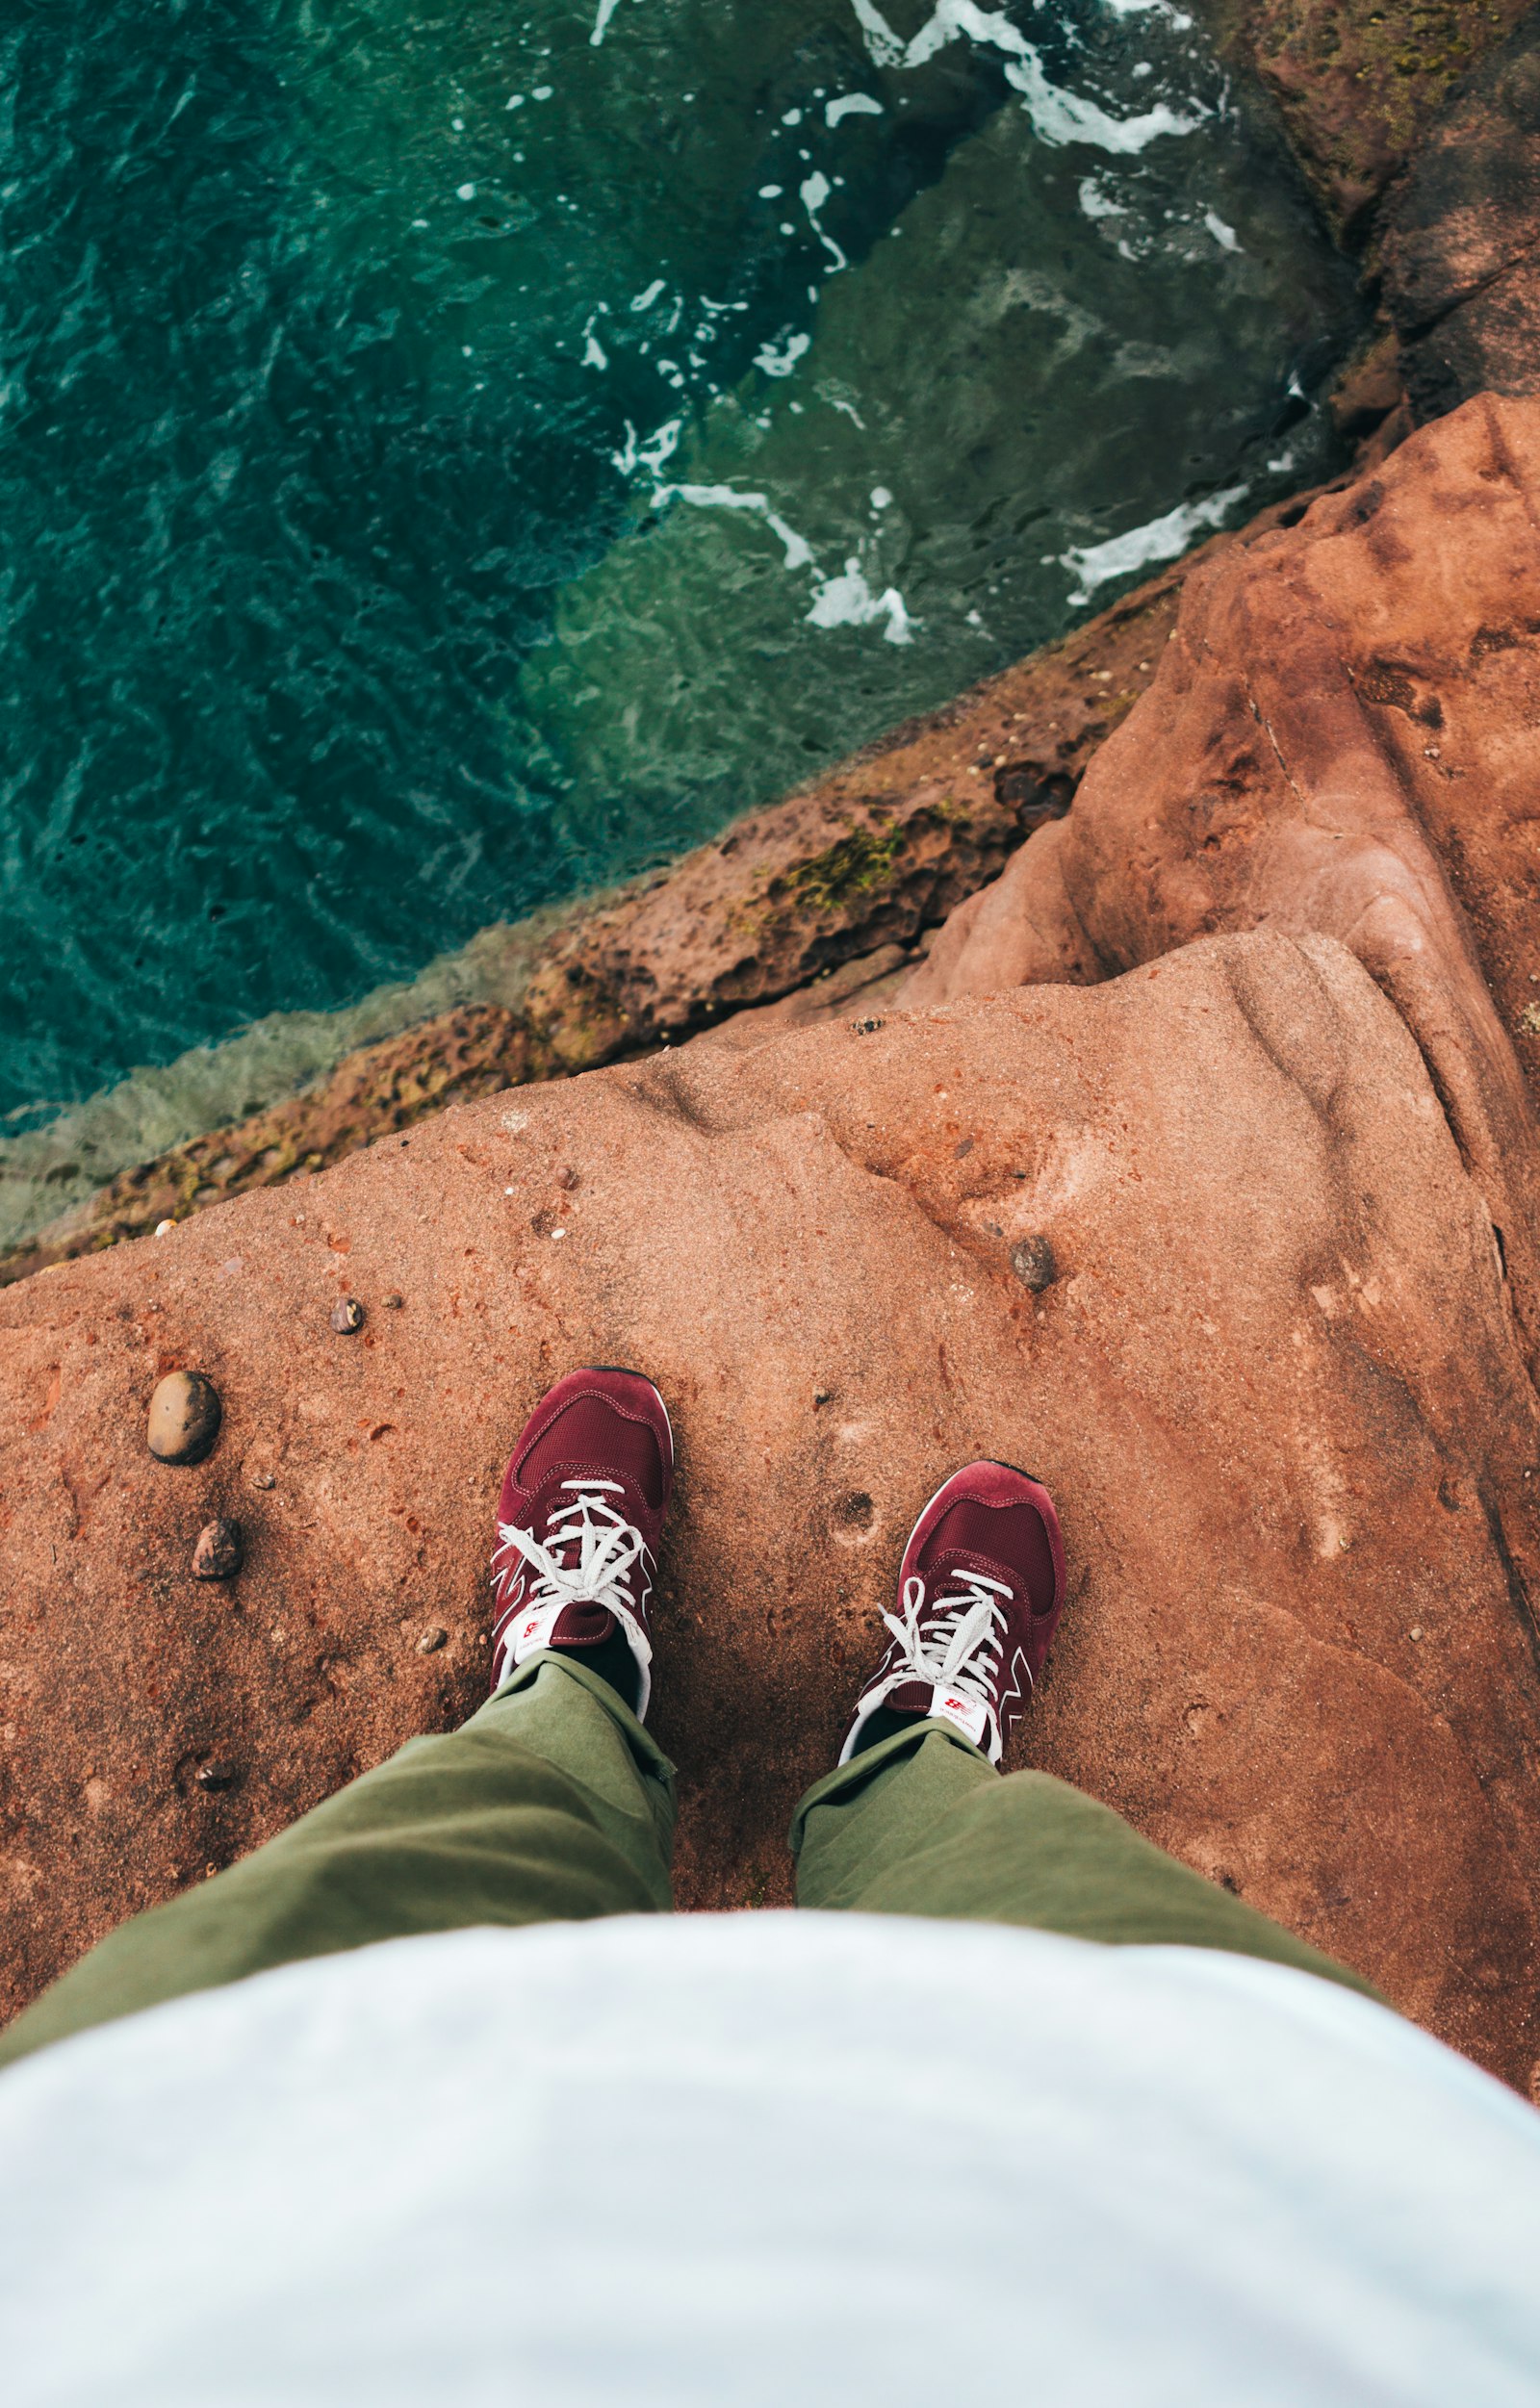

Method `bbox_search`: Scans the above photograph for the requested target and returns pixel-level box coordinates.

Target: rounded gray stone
[146,1371,222,1465]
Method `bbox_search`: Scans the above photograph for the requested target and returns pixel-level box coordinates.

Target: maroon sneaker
[490,1368,674,1717]
[839,1462,1065,1767]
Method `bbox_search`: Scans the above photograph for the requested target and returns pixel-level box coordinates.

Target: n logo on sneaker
[1000,1646,1031,1718]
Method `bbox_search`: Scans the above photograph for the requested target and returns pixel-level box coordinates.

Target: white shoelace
[494,1477,650,1635]
[881,1569,1021,1716]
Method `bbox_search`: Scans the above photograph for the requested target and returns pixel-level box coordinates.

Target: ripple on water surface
[0,0,1359,1242]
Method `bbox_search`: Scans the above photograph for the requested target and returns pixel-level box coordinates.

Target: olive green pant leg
[790,1721,1377,2001]
[0,1654,675,2072]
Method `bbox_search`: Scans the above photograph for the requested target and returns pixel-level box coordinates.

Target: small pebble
[147,1371,222,1465]
[954,1138,974,1159]
[192,1518,244,1580]
[1010,1236,1058,1293]
[851,1015,885,1036]
[249,1470,275,1491]
[417,1627,449,1654]
[812,1387,834,1408]
[331,1296,366,1334]
[1410,1626,1424,1641]
[557,1166,578,1191]
[195,1762,237,1793]
[383,1292,403,1309]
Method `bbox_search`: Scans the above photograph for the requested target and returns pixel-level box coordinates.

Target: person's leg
[0,1653,676,2072]
[2,1362,682,2073]
[790,1719,1376,1997]
[798,1458,1378,2000]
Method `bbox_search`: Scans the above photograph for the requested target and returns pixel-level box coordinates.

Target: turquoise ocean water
[0,0,1357,1243]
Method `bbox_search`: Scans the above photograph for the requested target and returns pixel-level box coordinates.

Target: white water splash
[850,0,1202,151]
[754,329,812,378]
[665,484,815,572]
[807,560,912,644]
[1103,0,1194,21]
[801,171,849,271]
[581,309,608,370]
[1059,484,1248,603]
[850,0,907,66]
[1078,176,1125,220]
[826,92,885,127]
[1004,53,1200,150]
[612,416,683,476]
[659,484,912,642]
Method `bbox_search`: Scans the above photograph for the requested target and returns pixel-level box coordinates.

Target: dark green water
[0,0,1357,1237]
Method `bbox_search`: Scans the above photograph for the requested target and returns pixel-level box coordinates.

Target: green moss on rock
[778,827,908,915]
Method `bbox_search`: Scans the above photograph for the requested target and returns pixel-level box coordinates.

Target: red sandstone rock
[3,932,1540,2088]
[1202,0,1533,238]
[905,393,1540,1374]
[1383,17,1540,421]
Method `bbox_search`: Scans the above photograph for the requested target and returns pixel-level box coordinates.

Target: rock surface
[1199,0,1535,237]
[4,930,1540,2090]
[1384,13,1540,421]
[904,393,1540,1368]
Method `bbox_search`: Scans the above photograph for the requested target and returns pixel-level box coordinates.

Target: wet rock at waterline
[145,1371,222,1467]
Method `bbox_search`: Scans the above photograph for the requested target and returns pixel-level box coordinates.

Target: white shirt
[3,1913,1538,2405]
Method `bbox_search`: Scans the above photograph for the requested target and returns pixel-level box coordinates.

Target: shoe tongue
[550,1601,619,1648]
[885,1678,935,1716]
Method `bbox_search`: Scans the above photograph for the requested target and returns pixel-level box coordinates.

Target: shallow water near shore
[0,0,1358,1247]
